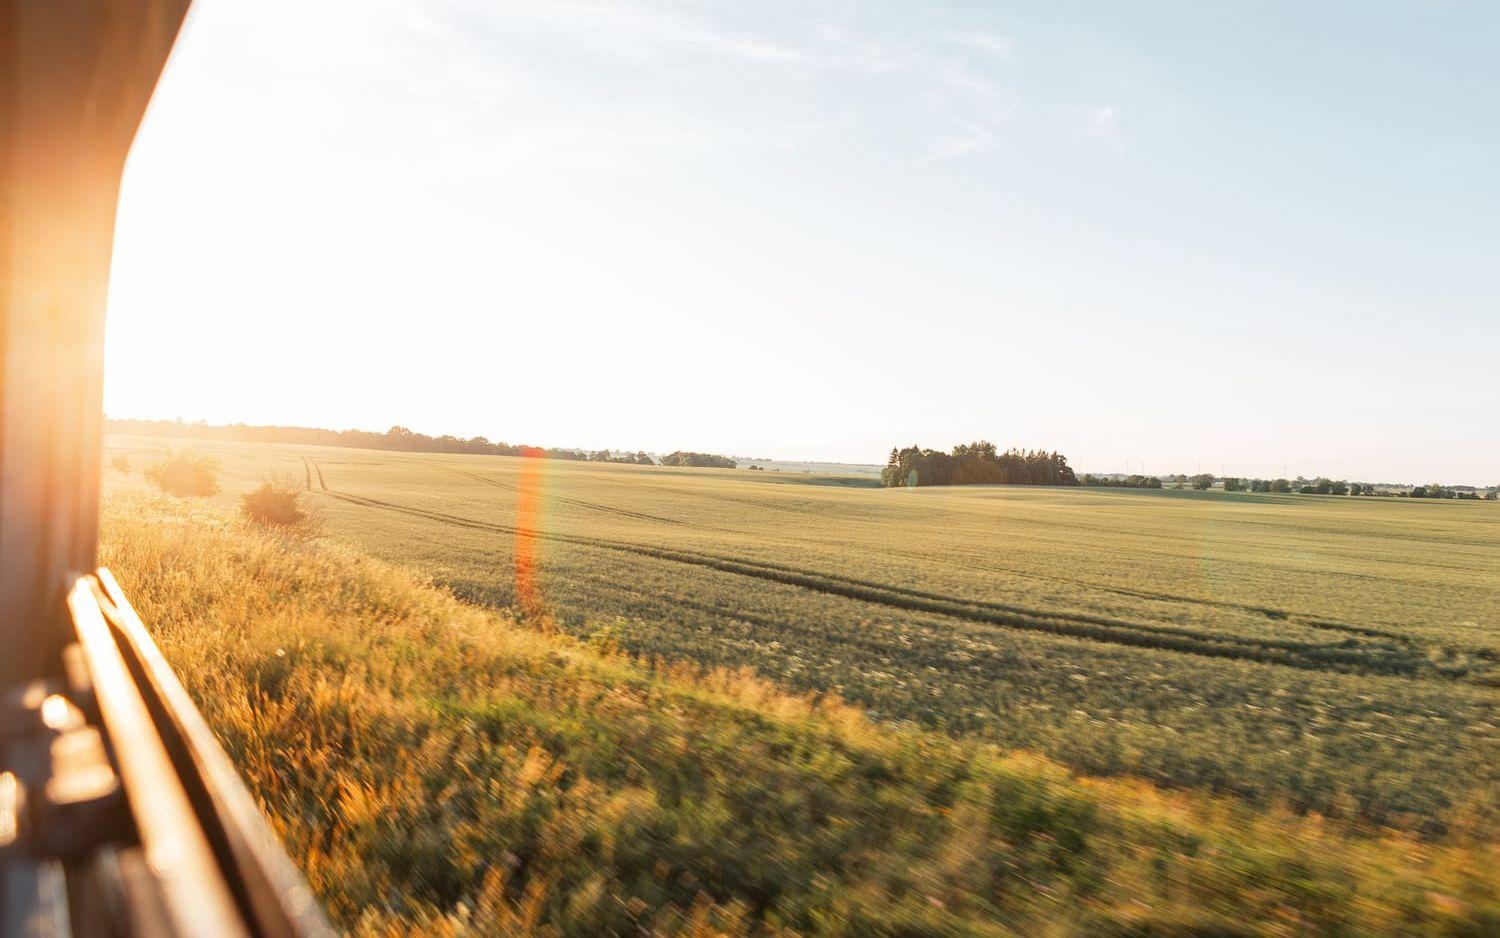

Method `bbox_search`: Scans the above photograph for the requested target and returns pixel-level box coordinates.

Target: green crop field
[94,482,1498,935]
[105,435,1500,831]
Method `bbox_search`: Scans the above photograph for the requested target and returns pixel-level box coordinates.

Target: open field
[97,486,1498,935]
[105,436,1500,829]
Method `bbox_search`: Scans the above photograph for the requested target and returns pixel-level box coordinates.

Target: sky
[106,0,1499,483]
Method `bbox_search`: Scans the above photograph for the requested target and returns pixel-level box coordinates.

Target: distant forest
[883,443,1078,487]
[108,419,721,468]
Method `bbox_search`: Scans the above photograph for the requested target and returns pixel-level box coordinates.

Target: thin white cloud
[1086,105,1125,148]
[924,118,1004,163]
[936,59,999,97]
[812,23,897,67]
[486,125,716,175]
[942,32,1017,64]
[925,137,979,162]
[467,0,803,64]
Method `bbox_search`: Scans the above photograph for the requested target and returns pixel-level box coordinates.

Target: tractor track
[828,540,1417,644]
[451,469,690,528]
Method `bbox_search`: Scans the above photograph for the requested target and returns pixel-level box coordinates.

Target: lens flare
[514,448,546,617]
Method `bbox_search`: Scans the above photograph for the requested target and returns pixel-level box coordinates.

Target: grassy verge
[100,491,1497,936]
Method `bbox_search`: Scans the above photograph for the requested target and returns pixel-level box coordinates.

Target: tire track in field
[1221,515,1500,551]
[750,491,1431,643]
[833,539,1415,643]
[592,481,1415,644]
[451,469,690,527]
[650,482,826,517]
[621,493,1388,642]
[311,477,1451,679]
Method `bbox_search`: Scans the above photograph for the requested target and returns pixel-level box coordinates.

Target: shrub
[240,478,307,526]
[144,450,220,497]
[110,454,131,474]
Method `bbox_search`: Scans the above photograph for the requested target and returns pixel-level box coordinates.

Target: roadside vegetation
[100,489,1498,935]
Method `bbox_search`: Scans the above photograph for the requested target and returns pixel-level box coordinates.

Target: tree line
[108,419,734,469]
[109,418,575,458]
[659,451,738,468]
[1210,476,1491,498]
[882,443,1078,487]
[587,450,656,465]
[1080,474,1162,489]
[1083,470,1495,499]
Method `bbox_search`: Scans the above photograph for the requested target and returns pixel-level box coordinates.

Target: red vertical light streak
[514,448,544,617]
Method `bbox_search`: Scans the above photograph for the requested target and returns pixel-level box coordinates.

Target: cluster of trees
[1300,479,1350,495]
[1212,477,1370,495]
[1409,484,1489,500]
[1127,474,1492,499]
[882,443,1077,488]
[1080,474,1162,489]
[1227,478,1487,498]
[659,451,737,469]
[1076,473,1467,498]
[587,450,655,465]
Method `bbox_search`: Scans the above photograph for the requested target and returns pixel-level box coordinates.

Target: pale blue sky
[107,1,1498,483]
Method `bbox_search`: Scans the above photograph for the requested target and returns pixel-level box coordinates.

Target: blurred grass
[100,490,1497,936]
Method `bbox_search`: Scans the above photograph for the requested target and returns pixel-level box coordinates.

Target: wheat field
[96,480,1497,934]
[105,436,1499,834]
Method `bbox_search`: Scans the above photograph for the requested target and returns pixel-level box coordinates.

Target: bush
[144,450,220,497]
[110,454,131,474]
[240,479,307,526]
